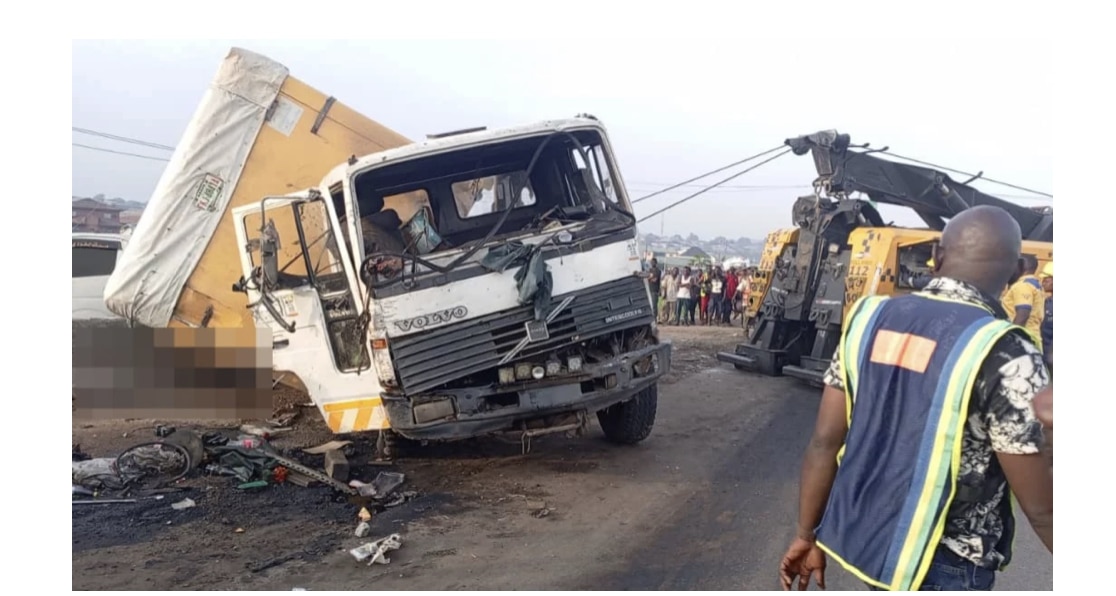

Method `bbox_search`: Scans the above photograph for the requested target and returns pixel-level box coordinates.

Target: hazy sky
[72,39,1052,239]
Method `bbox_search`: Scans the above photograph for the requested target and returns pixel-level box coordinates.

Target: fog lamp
[515,363,533,380]
[546,359,562,376]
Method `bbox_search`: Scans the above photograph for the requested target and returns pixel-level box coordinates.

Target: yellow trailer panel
[105,47,412,329]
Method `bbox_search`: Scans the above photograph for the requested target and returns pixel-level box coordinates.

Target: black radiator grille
[389,276,653,394]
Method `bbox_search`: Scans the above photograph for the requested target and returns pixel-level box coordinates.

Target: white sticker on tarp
[192,173,225,212]
[266,97,303,137]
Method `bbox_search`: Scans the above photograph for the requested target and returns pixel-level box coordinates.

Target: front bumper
[382,341,672,441]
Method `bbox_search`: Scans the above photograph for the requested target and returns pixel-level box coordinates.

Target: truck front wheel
[597,383,658,445]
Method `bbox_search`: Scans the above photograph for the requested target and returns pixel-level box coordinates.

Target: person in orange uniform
[1001,255,1045,349]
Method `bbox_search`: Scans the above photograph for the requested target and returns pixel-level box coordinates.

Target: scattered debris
[324,449,350,482]
[237,481,269,491]
[358,507,372,522]
[350,533,404,566]
[383,491,418,508]
[171,497,196,510]
[355,521,371,537]
[285,471,316,487]
[350,471,405,499]
[240,423,292,438]
[73,458,120,490]
[267,410,299,427]
[304,440,352,455]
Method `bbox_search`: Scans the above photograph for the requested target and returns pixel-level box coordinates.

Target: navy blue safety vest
[814,292,1022,591]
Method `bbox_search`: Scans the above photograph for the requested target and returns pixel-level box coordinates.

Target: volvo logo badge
[394,305,469,332]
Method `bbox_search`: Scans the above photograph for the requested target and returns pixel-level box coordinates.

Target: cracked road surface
[71,327,1052,590]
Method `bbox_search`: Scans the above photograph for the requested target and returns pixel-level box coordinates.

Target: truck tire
[597,383,658,445]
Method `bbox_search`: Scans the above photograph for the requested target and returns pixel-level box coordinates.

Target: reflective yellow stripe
[891,320,1012,590]
[836,295,888,466]
[320,397,391,433]
[840,296,888,413]
[816,541,892,591]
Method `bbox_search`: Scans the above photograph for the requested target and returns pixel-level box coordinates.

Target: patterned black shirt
[823,277,1049,569]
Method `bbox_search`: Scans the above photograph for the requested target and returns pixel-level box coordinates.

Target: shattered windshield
[453,172,536,218]
[351,129,629,260]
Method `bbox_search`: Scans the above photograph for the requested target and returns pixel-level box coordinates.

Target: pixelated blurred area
[73,326,274,421]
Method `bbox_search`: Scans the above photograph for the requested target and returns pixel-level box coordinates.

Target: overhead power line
[631,146,786,204]
[72,124,1053,204]
[626,181,1052,204]
[629,182,809,191]
[73,142,171,162]
[879,150,1053,198]
[72,127,176,152]
[636,149,792,223]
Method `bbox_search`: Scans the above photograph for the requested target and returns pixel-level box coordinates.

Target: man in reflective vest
[779,206,1053,591]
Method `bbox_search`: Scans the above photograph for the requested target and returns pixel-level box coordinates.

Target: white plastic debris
[348,471,405,499]
[349,533,403,566]
[171,497,196,510]
[355,521,370,537]
[72,458,119,488]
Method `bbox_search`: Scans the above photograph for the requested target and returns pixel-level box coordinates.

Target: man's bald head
[933,206,1022,296]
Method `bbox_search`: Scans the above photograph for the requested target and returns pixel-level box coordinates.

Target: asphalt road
[586,366,1053,591]
[72,328,1052,590]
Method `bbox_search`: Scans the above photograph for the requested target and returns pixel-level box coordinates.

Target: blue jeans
[868,546,996,591]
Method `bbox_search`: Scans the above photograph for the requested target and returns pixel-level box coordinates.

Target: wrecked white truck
[104,48,670,453]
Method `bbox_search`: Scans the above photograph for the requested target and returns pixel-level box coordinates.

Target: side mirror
[259,219,281,289]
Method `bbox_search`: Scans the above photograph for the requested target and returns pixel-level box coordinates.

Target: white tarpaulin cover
[103,48,288,327]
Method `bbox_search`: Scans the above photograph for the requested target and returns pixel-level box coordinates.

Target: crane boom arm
[785,130,1053,242]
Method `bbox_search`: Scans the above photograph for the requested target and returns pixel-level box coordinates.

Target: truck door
[231,192,392,433]
[231,194,374,383]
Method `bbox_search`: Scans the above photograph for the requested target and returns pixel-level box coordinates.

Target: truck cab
[232,118,671,446]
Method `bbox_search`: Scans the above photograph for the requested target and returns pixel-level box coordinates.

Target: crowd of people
[645,259,755,327]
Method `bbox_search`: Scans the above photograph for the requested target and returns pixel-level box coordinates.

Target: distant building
[120,210,144,227]
[72,198,123,233]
